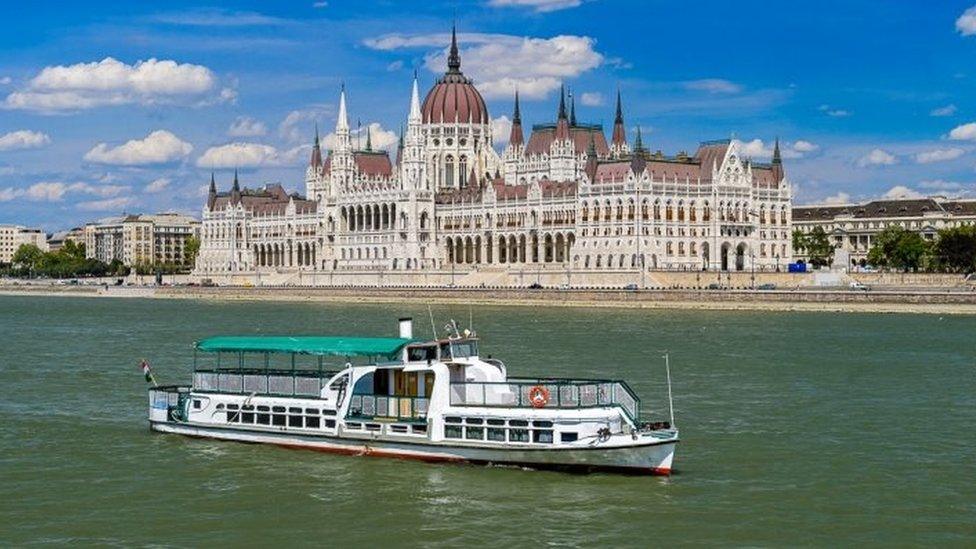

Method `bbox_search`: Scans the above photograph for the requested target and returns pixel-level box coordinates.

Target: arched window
[444,155,455,188]
[459,155,468,187]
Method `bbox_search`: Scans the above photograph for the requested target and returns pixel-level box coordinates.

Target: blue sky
[3,0,976,231]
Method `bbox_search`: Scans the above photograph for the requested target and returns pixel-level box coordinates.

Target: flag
[140,359,157,386]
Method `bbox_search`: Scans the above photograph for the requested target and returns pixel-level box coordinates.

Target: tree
[932,225,976,273]
[867,226,930,271]
[804,227,834,267]
[791,229,807,255]
[12,244,44,272]
[183,235,201,266]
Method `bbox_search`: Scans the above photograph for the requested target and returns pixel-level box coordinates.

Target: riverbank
[3,282,976,314]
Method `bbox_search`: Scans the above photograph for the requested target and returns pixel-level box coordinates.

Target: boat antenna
[427,304,437,339]
[663,351,675,428]
[468,305,473,333]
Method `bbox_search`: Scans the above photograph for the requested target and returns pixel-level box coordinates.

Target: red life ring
[528,386,550,408]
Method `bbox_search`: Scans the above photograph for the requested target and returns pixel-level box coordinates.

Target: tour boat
[146,318,678,475]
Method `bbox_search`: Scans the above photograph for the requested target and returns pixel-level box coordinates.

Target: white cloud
[145,178,171,193]
[823,192,851,205]
[321,122,398,153]
[386,60,404,72]
[228,116,267,137]
[914,147,965,164]
[84,130,193,166]
[492,115,512,146]
[150,9,286,27]
[732,138,819,160]
[819,104,851,117]
[931,104,957,117]
[957,6,976,35]
[0,130,51,151]
[684,79,741,94]
[77,196,136,211]
[948,122,976,140]
[313,1,328,7]
[919,179,964,191]
[486,0,581,12]
[0,76,11,85]
[579,92,603,106]
[881,185,922,200]
[366,32,603,100]
[857,148,897,167]
[0,181,127,202]
[4,57,227,113]
[196,143,282,168]
[279,106,331,144]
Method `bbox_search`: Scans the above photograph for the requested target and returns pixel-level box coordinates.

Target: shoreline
[3,284,976,315]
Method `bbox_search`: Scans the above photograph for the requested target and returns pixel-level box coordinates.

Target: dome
[420,27,489,125]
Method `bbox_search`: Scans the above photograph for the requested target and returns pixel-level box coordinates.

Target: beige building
[84,213,200,267]
[792,196,976,267]
[0,224,49,264]
[46,227,85,252]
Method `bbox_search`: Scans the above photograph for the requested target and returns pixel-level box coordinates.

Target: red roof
[353,151,393,178]
[525,125,610,156]
[422,75,489,125]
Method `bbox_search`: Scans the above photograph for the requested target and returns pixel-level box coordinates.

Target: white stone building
[0,224,49,264]
[195,28,793,282]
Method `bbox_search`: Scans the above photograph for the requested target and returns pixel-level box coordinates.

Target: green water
[1,296,974,546]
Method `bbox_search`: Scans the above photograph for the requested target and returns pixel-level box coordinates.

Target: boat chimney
[398,317,413,339]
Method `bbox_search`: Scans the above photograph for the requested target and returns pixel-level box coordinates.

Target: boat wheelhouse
[148,319,678,474]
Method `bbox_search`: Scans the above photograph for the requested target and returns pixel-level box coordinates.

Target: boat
[146,318,679,475]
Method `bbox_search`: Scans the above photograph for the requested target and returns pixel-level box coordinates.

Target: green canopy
[195,336,413,359]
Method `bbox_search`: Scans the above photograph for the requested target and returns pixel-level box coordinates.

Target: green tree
[183,235,201,266]
[867,226,930,271]
[804,227,834,267]
[932,225,976,273]
[12,244,44,272]
[791,229,807,254]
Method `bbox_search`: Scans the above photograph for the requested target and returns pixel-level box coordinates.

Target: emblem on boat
[528,385,550,408]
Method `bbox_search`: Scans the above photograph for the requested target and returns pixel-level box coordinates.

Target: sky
[3,0,976,231]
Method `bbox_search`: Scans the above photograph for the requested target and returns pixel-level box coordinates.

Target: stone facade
[0,224,49,264]
[196,28,793,282]
[793,196,976,266]
[84,213,200,267]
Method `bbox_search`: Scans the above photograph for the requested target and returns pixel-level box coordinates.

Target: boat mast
[664,352,675,427]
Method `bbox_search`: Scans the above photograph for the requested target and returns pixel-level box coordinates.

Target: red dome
[420,25,489,125]
[422,73,489,125]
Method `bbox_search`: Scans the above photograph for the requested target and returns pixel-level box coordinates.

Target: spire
[447,23,461,73]
[365,125,372,151]
[509,91,524,146]
[612,89,627,149]
[209,172,216,194]
[207,172,217,209]
[409,71,421,122]
[772,137,782,164]
[585,133,599,181]
[336,84,349,132]
[395,125,404,166]
[232,169,240,192]
[771,136,785,183]
[310,123,322,168]
[634,126,644,153]
[569,90,577,126]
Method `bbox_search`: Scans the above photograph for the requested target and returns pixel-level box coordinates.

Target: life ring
[528,386,550,408]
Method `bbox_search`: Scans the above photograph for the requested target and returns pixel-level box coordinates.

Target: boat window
[192,399,202,410]
[305,408,318,414]
[288,415,302,428]
[450,341,478,358]
[241,408,254,423]
[272,414,286,426]
[487,428,506,441]
[390,425,408,434]
[532,420,553,428]
[329,374,349,390]
[346,422,362,430]
[445,416,462,424]
[216,404,224,410]
[407,345,437,362]
[560,432,578,443]
[322,409,336,416]
[365,423,381,432]
[445,425,462,439]
[487,419,505,426]
[465,427,484,440]
[439,342,452,359]
[324,419,336,429]
[352,372,374,394]
[411,425,427,435]
[509,419,528,427]
[257,405,269,412]
[256,412,270,425]
[509,428,529,442]
[289,407,302,414]
[227,404,240,411]
[272,406,285,413]
[533,430,554,444]
[464,417,484,425]
[305,415,320,429]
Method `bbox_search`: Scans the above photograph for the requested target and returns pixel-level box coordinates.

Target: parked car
[623,283,638,291]
[849,281,870,291]
[756,283,777,290]
[528,282,543,289]
[706,283,722,290]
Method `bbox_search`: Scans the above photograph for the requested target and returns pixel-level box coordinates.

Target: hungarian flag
[140,359,157,386]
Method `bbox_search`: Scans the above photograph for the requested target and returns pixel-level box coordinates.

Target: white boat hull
[150,420,676,475]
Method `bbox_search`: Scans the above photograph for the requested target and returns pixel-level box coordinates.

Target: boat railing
[192,369,339,398]
[449,378,640,422]
[149,385,191,421]
[347,393,429,422]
